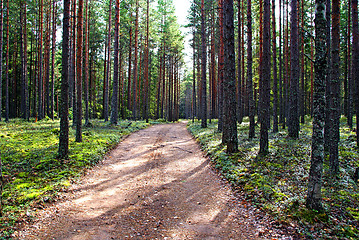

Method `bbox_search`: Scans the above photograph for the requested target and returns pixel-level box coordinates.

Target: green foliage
[187,117,359,239]
[0,119,149,237]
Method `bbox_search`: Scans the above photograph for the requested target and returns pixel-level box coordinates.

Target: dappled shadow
[18,122,288,240]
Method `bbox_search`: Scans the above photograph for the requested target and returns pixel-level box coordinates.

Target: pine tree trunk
[306,0,327,211]
[222,0,238,153]
[272,0,278,133]
[324,0,331,152]
[110,0,120,124]
[133,1,139,120]
[328,0,340,175]
[5,0,9,122]
[104,0,112,122]
[352,0,359,147]
[144,0,149,123]
[0,0,3,121]
[75,0,84,142]
[20,0,28,120]
[259,0,270,154]
[218,0,224,132]
[201,0,207,128]
[300,0,305,124]
[247,0,255,139]
[84,0,89,125]
[38,0,44,120]
[127,22,132,116]
[347,0,353,128]
[279,0,283,125]
[192,32,196,122]
[288,0,299,138]
[50,0,56,120]
[58,0,71,159]
[236,0,242,124]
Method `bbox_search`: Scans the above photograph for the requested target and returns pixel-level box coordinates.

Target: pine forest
[0,0,358,238]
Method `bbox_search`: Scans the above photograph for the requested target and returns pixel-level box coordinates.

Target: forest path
[18,122,290,240]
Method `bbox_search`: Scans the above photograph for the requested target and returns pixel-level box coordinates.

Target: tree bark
[259,0,270,154]
[328,0,340,175]
[288,0,300,138]
[272,0,278,133]
[201,0,207,128]
[352,0,359,147]
[58,0,71,159]
[133,1,139,120]
[218,0,224,132]
[222,0,238,153]
[75,0,84,142]
[0,0,3,121]
[306,0,327,211]
[247,0,255,139]
[110,0,120,124]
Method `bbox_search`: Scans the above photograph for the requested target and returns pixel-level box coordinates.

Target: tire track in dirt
[17,122,292,240]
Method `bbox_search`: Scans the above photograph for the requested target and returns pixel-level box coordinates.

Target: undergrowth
[188,117,358,239]
[0,118,150,238]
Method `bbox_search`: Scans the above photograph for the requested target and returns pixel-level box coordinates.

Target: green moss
[0,118,150,235]
[187,117,359,239]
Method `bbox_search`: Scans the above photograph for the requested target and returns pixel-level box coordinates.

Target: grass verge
[0,118,150,238]
[187,117,358,239]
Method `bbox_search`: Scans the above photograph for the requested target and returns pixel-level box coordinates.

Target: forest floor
[16,122,293,239]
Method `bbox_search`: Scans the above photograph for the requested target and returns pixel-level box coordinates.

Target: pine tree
[259,0,270,154]
[110,0,121,124]
[288,0,300,138]
[222,0,238,153]
[306,0,327,211]
[58,0,71,159]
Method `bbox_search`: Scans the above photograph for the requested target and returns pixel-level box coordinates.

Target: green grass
[188,116,359,239]
[0,118,150,238]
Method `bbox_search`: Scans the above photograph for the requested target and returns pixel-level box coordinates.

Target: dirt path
[17,122,292,239]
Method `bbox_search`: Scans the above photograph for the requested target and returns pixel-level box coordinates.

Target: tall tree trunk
[133,1,139,120]
[300,0,305,123]
[236,0,242,124]
[259,0,270,154]
[75,0,84,142]
[104,0,112,122]
[50,0,57,119]
[144,0,149,123]
[247,0,255,138]
[279,0,283,125]
[306,0,327,211]
[288,0,299,138]
[20,0,29,120]
[38,0,44,120]
[71,0,77,126]
[58,0,71,159]
[223,0,238,153]
[127,21,132,116]
[110,0,120,124]
[272,0,278,132]
[218,0,224,132]
[347,0,353,128]
[352,0,359,147]
[5,0,9,122]
[84,0,89,125]
[324,0,331,152]
[201,0,207,128]
[328,0,340,175]
[0,0,3,121]
[192,31,196,122]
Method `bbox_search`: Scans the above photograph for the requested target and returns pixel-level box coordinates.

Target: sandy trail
[18,122,291,239]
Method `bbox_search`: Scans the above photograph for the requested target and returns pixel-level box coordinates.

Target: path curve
[18,122,291,239]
